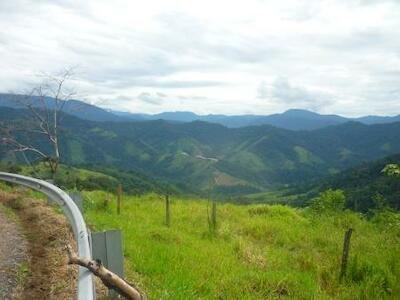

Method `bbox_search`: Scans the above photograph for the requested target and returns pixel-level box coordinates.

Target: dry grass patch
[0,190,77,299]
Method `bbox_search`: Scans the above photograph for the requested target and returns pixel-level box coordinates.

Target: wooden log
[66,245,145,300]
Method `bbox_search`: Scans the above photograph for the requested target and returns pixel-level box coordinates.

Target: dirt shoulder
[0,189,77,299]
[0,203,28,300]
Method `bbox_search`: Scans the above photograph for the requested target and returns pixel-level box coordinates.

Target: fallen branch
[66,245,146,300]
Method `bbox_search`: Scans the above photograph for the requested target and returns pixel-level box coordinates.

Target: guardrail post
[91,230,124,299]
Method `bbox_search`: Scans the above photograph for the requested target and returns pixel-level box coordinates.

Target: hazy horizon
[106,107,399,118]
[1,91,399,118]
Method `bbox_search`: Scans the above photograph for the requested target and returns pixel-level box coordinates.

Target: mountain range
[1,93,399,130]
[1,105,400,195]
[113,109,400,130]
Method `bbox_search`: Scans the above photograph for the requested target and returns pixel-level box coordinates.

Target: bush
[310,189,345,213]
[382,164,400,177]
[370,209,400,232]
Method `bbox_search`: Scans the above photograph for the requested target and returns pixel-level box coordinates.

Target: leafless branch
[2,137,47,159]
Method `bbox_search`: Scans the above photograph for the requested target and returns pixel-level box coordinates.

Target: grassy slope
[84,191,400,299]
[1,163,174,195]
[18,163,114,181]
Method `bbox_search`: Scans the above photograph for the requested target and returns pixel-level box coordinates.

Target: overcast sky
[1,0,399,116]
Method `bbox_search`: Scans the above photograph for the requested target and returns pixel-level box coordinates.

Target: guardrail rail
[0,172,95,300]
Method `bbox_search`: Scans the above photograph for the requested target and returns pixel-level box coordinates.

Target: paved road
[0,207,27,299]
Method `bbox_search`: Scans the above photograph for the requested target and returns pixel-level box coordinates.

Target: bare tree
[1,68,76,178]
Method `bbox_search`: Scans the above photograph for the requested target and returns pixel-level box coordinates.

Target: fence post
[116,184,122,215]
[211,201,217,231]
[165,194,171,227]
[340,228,353,281]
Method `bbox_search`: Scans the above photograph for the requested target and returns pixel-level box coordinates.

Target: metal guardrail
[0,172,95,300]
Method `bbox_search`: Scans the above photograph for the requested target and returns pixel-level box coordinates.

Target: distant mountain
[1,93,399,130]
[155,111,200,122]
[1,106,400,195]
[111,108,400,130]
[355,115,400,125]
[246,109,349,130]
[0,93,121,122]
[111,109,349,129]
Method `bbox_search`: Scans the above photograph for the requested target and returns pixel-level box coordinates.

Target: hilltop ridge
[1,93,399,130]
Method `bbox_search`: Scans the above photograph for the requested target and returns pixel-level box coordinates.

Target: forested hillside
[289,153,400,212]
[1,107,400,195]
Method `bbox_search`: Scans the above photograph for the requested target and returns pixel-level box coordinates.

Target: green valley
[2,107,400,197]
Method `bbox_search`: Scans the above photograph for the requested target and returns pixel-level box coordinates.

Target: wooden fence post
[165,194,171,227]
[211,201,217,231]
[340,228,353,281]
[117,184,122,215]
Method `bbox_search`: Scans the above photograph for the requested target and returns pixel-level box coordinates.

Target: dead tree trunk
[66,245,145,300]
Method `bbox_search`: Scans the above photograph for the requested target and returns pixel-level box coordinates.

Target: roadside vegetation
[1,162,399,299]
[81,189,400,299]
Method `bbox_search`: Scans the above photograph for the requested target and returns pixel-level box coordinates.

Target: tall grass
[82,191,400,299]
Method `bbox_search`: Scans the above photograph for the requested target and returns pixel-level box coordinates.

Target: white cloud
[0,0,399,116]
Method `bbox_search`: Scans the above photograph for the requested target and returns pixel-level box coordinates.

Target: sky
[0,0,399,116]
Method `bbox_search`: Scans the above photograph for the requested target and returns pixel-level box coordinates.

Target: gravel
[0,207,28,300]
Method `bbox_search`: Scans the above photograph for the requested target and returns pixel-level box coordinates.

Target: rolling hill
[1,106,400,195]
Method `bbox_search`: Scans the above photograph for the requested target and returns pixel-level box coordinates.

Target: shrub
[310,189,345,213]
[370,209,400,232]
[382,164,400,177]
[248,204,304,222]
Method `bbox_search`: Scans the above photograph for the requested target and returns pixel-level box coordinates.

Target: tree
[1,68,76,178]
[372,192,387,211]
[382,164,400,178]
[311,189,345,213]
